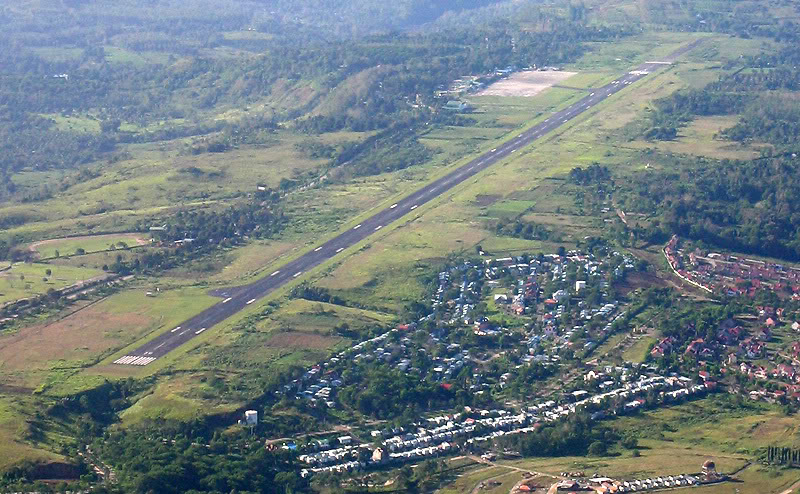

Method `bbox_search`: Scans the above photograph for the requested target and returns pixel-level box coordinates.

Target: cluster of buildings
[664,235,800,297]
[554,460,721,493]
[433,65,522,99]
[281,250,639,412]
[296,370,708,478]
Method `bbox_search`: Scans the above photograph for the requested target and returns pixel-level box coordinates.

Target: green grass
[30,47,83,62]
[41,113,101,133]
[436,465,512,494]
[104,46,171,65]
[622,335,657,363]
[0,396,64,471]
[30,233,148,259]
[0,262,104,305]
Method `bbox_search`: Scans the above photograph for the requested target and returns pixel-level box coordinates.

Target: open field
[436,465,513,494]
[475,70,577,98]
[29,233,149,259]
[0,396,64,471]
[0,263,104,305]
[0,284,217,392]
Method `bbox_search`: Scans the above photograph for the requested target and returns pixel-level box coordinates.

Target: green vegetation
[3,0,800,492]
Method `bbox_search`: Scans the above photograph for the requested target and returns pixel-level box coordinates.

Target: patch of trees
[568,164,611,185]
[93,426,304,494]
[107,195,285,274]
[290,283,346,306]
[0,2,630,177]
[617,154,800,261]
[494,218,556,242]
[638,88,749,141]
[496,413,610,457]
[337,364,464,420]
[721,94,800,145]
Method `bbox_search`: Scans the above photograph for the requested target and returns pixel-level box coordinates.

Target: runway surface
[114,40,702,366]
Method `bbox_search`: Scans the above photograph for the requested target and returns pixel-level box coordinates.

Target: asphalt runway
[113,40,702,366]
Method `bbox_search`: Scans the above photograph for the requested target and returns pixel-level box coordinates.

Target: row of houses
[299,372,707,477]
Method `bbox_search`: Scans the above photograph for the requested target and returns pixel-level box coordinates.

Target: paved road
[114,40,702,366]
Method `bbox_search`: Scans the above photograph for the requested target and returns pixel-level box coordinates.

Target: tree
[588,441,607,456]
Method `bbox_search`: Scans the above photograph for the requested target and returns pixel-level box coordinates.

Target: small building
[575,280,587,292]
[245,410,258,425]
[443,100,472,113]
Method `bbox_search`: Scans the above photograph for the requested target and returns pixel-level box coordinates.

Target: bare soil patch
[266,331,341,349]
[617,271,669,295]
[474,70,578,97]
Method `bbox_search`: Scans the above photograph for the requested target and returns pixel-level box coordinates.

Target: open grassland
[0,396,64,471]
[2,129,362,244]
[0,284,217,393]
[0,263,104,305]
[621,335,657,363]
[120,373,242,426]
[436,465,513,494]
[30,233,148,259]
[627,115,762,160]
[261,298,395,334]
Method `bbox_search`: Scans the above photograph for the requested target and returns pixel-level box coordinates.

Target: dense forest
[616,153,800,261]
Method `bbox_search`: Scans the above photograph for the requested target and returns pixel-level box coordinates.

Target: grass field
[0,284,217,392]
[0,262,104,305]
[622,335,657,363]
[0,396,64,471]
[30,233,149,259]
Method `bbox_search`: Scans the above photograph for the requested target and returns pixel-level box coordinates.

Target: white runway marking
[222,297,232,303]
[246,298,256,305]
[314,247,322,252]
[390,203,398,209]
[271,270,280,276]
[293,271,302,278]
[195,328,207,334]
[375,225,382,231]
[336,247,344,253]
[410,205,418,210]
[353,224,361,230]
[171,326,181,333]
